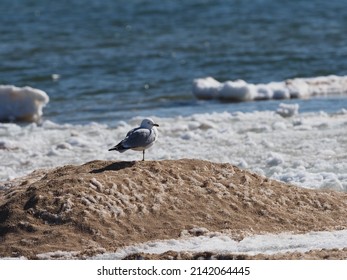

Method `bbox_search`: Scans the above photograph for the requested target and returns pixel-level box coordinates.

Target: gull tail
[108,142,128,153]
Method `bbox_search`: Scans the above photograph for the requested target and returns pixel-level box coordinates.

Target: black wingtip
[109,143,126,152]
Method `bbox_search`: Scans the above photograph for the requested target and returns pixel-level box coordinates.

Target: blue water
[1,0,347,124]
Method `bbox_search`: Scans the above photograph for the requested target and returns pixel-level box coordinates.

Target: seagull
[108,118,159,161]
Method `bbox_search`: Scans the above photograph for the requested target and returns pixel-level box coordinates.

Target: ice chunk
[0,85,49,122]
[219,80,255,101]
[192,77,221,100]
[276,103,299,118]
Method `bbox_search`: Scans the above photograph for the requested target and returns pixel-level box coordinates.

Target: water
[1,0,347,124]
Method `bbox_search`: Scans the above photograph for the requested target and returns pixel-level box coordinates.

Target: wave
[192,75,347,102]
[0,85,49,122]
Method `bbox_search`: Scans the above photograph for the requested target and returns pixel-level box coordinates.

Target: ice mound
[0,85,49,122]
[1,159,347,259]
[192,75,347,101]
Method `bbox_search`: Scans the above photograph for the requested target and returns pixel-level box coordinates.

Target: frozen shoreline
[1,107,346,192]
[92,229,347,260]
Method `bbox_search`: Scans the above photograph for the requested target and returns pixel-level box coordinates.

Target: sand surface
[1,159,347,259]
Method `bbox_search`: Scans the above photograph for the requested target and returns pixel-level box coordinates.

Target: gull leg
[142,150,145,161]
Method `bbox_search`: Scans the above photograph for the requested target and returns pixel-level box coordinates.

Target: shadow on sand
[90,161,136,174]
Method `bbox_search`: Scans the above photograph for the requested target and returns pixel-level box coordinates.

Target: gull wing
[122,128,156,149]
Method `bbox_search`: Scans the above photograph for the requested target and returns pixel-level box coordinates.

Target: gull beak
[153,123,159,127]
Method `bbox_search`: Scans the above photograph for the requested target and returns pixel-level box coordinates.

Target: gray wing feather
[122,128,155,148]
[126,127,137,137]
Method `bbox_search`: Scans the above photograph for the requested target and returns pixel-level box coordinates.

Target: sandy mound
[1,159,347,259]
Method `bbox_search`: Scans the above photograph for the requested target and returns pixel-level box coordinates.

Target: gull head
[140,118,159,129]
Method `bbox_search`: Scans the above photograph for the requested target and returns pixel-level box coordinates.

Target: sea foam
[192,75,347,101]
[0,85,49,122]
